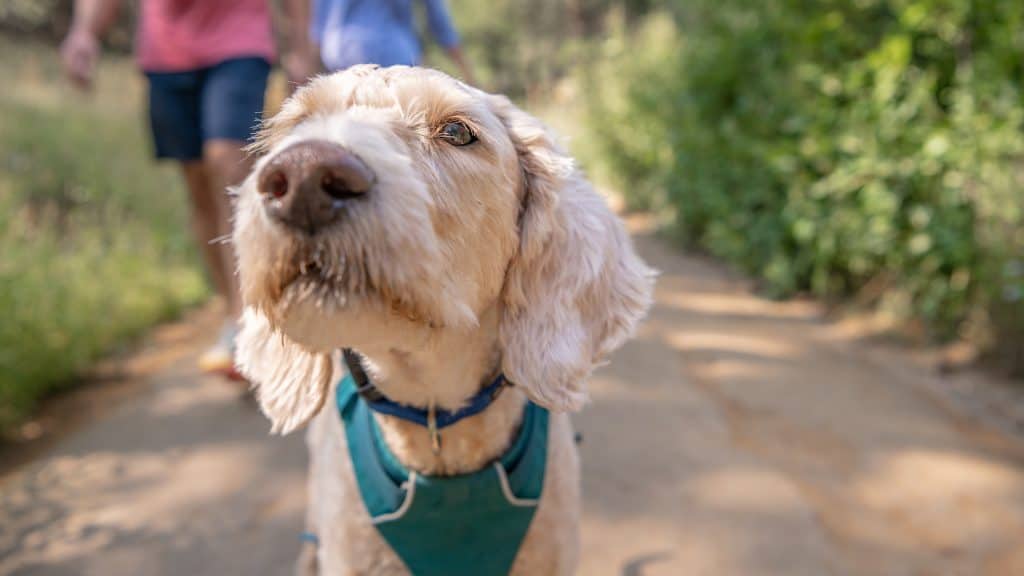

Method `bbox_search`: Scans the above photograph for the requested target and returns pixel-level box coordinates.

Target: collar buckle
[427,404,441,454]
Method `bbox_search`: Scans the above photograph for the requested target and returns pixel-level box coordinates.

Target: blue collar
[341,348,509,431]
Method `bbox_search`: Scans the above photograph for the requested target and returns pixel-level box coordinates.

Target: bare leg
[180,160,240,317]
[185,140,252,375]
[201,138,253,318]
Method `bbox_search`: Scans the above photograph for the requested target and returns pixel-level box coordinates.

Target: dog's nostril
[320,170,362,200]
[263,170,289,199]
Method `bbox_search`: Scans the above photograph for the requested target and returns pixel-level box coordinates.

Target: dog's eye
[438,121,477,146]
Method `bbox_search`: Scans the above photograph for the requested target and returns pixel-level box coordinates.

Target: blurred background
[3,0,1023,433]
[2,1,1024,575]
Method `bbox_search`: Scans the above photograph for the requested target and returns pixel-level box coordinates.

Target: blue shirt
[312,0,461,71]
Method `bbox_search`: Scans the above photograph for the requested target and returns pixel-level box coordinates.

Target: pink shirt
[136,0,276,72]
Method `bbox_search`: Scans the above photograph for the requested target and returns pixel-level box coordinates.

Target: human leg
[198,57,272,318]
[146,68,245,374]
[180,160,239,314]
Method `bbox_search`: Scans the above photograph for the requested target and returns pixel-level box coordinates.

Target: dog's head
[234,66,654,433]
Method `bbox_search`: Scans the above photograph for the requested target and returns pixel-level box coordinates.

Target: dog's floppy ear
[491,95,655,412]
[235,308,334,434]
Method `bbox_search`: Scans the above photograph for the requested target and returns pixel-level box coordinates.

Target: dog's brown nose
[258,140,374,234]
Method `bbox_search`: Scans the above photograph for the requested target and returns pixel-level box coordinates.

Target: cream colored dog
[232,66,653,575]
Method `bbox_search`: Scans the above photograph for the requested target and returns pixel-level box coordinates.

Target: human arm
[281,0,319,89]
[60,0,122,89]
[422,0,475,85]
[445,45,475,86]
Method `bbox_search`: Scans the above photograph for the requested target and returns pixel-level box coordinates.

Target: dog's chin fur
[273,285,431,354]
[232,65,655,575]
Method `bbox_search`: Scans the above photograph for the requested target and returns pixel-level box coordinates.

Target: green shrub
[0,42,205,430]
[436,0,656,98]
[587,1,1024,360]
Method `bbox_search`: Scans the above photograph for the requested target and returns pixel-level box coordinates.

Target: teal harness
[335,373,550,575]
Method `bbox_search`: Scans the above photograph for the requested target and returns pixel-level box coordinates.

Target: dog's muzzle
[258,139,375,235]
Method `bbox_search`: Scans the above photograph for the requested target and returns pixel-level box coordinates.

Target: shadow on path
[3,227,1024,575]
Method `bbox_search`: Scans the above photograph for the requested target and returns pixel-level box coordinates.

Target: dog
[232,65,654,575]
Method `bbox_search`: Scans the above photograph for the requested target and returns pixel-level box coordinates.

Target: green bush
[438,0,655,98]
[0,43,205,430]
[587,0,1024,362]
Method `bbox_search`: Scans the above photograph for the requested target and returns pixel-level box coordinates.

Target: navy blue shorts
[145,57,271,161]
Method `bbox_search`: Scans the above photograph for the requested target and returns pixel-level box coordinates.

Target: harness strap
[336,374,548,575]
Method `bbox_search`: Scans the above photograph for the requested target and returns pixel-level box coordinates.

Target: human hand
[283,50,318,93]
[459,63,478,89]
[60,28,100,90]
[446,46,476,87]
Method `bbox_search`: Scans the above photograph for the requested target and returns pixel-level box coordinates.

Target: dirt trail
[3,225,1024,575]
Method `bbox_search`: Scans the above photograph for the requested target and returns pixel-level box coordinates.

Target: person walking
[61,0,316,376]
[312,0,474,83]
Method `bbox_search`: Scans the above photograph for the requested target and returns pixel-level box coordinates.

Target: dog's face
[234,66,653,433]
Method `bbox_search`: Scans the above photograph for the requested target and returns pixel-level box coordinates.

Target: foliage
[441,0,654,98]
[0,41,205,431]
[586,0,1024,365]
[0,0,134,49]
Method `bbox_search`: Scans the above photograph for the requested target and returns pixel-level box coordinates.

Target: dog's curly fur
[232,66,654,575]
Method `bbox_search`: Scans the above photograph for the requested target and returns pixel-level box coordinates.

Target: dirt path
[3,225,1024,575]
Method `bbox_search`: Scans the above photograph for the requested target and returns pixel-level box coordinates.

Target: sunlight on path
[3,230,1023,575]
[576,224,1024,576]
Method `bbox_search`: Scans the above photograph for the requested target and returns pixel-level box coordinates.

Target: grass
[0,37,207,432]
